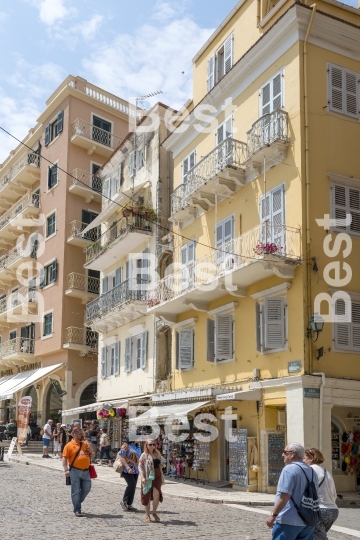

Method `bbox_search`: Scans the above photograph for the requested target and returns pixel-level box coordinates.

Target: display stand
[229,428,248,487]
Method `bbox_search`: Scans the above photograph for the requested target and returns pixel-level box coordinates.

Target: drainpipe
[304,4,317,375]
[257,0,261,26]
[313,372,325,451]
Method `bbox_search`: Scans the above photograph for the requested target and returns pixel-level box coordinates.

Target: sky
[0,0,357,163]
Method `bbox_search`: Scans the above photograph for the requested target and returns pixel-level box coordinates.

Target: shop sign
[304,388,320,399]
[50,378,67,398]
[17,396,32,444]
[216,393,237,401]
[288,360,302,373]
[18,362,41,373]
[0,369,13,377]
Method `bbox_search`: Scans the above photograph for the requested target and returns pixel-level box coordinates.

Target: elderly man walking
[266,442,319,540]
[62,428,93,517]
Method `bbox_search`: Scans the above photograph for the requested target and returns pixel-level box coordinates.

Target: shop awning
[216,389,262,402]
[131,400,213,424]
[62,399,128,417]
[0,364,64,401]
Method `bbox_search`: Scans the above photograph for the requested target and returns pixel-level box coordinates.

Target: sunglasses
[147,443,155,446]
[282,450,294,455]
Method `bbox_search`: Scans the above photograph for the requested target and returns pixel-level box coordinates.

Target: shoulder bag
[113,453,125,475]
[66,442,83,486]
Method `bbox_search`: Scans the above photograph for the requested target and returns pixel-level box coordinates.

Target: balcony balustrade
[70,119,123,157]
[0,286,37,323]
[86,277,148,329]
[0,337,35,363]
[0,152,40,201]
[0,191,40,239]
[84,216,152,271]
[63,327,98,353]
[147,222,301,320]
[247,109,289,163]
[69,168,103,203]
[0,242,37,281]
[67,220,100,247]
[65,272,100,302]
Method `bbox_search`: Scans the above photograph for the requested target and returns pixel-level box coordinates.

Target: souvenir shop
[96,404,130,451]
[330,406,360,493]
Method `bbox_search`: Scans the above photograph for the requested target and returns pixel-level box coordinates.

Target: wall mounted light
[306,315,324,342]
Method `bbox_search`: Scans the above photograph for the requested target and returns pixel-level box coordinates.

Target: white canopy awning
[0,364,64,401]
[216,389,262,402]
[62,399,128,417]
[131,400,213,424]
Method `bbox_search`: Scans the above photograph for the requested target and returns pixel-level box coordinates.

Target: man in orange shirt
[62,428,94,516]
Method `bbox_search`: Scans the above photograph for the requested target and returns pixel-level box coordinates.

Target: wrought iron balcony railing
[0,152,40,193]
[0,337,34,358]
[70,168,103,194]
[66,272,100,294]
[84,216,151,265]
[247,109,289,156]
[184,138,247,199]
[171,184,187,215]
[71,119,122,150]
[86,277,148,324]
[0,286,37,315]
[0,243,37,273]
[64,327,98,351]
[68,220,100,242]
[0,191,40,231]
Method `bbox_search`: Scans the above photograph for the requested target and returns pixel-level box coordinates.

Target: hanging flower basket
[253,242,282,256]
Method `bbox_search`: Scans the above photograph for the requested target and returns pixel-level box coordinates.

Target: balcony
[0,337,35,365]
[63,327,98,355]
[0,191,40,241]
[65,272,100,303]
[0,286,37,324]
[70,119,122,157]
[147,222,301,321]
[85,278,148,331]
[246,109,289,168]
[67,220,100,247]
[0,152,40,203]
[69,168,103,203]
[84,216,152,272]
[0,243,37,284]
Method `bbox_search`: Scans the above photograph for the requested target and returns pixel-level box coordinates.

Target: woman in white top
[304,448,339,540]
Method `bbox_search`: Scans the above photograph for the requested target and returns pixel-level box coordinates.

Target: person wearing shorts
[42,419,53,458]
[53,423,62,459]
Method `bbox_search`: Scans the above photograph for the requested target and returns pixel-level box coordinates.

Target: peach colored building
[0,75,133,426]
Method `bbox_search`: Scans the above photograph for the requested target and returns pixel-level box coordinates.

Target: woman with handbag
[118,443,140,511]
[139,439,165,523]
[304,448,339,540]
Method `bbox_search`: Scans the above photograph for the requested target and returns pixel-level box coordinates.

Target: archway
[45,383,63,423]
[78,381,97,421]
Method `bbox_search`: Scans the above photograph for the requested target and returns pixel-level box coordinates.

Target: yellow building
[146,0,360,493]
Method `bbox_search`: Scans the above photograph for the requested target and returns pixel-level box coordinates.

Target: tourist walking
[59,424,67,458]
[304,448,339,540]
[62,427,93,517]
[98,427,112,465]
[266,442,319,540]
[0,421,6,441]
[42,419,53,458]
[139,439,165,523]
[118,442,140,512]
[88,422,98,462]
[53,423,62,459]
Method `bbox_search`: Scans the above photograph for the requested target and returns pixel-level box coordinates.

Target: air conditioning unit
[277,410,286,427]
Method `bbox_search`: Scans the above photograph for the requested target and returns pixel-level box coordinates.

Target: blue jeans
[122,472,139,506]
[272,523,315,540]
[70,468,91,514]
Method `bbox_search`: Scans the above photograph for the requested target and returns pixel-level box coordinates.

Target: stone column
[285,380,320,449]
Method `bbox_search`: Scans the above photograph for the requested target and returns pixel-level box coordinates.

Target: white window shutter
[114,341,120,375]
[349,187,360,235]
[101,347,106,378]
[225,116,233,139]
[271,186,285,249]
[224,34,233,74]
[125,337,132,372]
[262,82,271,116]
[141,331,147,369]
[129,151,135,177]
[329,65,344,114]
[272,73,282,110]
[256,303,262,352]
[182,156,189,183]
[179,329,194,370]
[264,297,285,349]
[216,314,233,361]
[102,277,108,294]
[345,70,358,118]
[217,123,224,145]
[103,178,110,199]
[189,151,196,170]
[115,268,122,286]
[334,298,351,350]
[181,245,187,265]
[115,165,121,192]
[207,54,215,92]
[207,318,215,362]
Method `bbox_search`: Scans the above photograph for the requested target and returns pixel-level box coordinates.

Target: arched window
[80,382,97,407]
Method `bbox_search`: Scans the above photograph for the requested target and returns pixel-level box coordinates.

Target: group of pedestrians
[266,442,339,540]
[0,419,17,441]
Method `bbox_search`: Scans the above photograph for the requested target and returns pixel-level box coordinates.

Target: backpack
[291,463,320,527]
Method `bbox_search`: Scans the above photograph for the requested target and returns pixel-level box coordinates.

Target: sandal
[152,512,160,522]
[145,515,151,523]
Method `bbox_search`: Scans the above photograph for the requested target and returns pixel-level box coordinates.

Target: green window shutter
[125,337,132,372]
[45,124,50,146]
[57,110,64,134]
[207,318,215,362]
[114,341,120,376]
[101,347,106,379]
[141,331,148,369]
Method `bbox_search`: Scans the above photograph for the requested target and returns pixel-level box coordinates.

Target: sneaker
[42,455,46,458]
[120,501,128,512]
[127,506,137,512]
[74,512,83,517]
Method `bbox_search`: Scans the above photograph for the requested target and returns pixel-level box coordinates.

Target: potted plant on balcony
[144,207,157,221]
[131,200,143,214]
[253,242,282,256]
[122,203,132,218]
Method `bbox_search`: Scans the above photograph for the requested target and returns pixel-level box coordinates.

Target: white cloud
[76,14,104,40]
[25,0,75,26]
[56,14,104,45]
[83,2,214,110]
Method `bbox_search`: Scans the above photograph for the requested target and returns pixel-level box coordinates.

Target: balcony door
[92,116,111,147]
[181,241,195,291]
[260,184,285,251]
[216,216,234,269]
[82,210,99,240]
[216,116,233,171]
[20,324,35,353]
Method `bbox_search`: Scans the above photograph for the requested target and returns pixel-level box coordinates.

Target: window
[334,298,360,352]
[182,151,196,183]
[216,116,233,145]
[40,259,57,288]
[102,267,121,294]
[260,184,285,250]
[216,216,234,267]
[176,329,195,371]
[124,332,147,372]
[256,297,287,353]
[46,213,56,237]
[9,330,16,341]
[207,315,234,363]
[44,111,63,146]
[20,324,35,353]
[103,166,121,200]
[207,34,233,91]
[181,241,195,290]
[91,163,102,193]
[82,210,100,240]
[331,183,360,237]
[92,115,111,146]
[328,64,358,119]
[43,313,53,337]
[101,342,120,378]
[48,164,58,189]
[260,71,283,116]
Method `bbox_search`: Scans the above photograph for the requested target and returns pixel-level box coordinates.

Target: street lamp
[306,314,325,342]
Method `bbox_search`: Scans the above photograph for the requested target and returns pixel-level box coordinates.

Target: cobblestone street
[1,462,358,540]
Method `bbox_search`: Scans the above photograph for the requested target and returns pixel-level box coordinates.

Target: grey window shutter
[129,151,135,177]
[256,303,262,352]
[189,151,196,170]
[216,314,233,361]
[271,186,285,249]
[176,331,179,370]
[45,124,50,146]
[179,329,194,370]
[264,297,285,349]
[349,187,360,236]
[39,266,44,289]
[333,184,347,230]
[182,156,189,183]
[50,259,57,282]
[225,116,233,139]
[329,65,343,114]
[217,123,224,145]
[125,337,132,372]
[207,54,215,92]
[103,178,110,199]
[141,331,148,369]
[102,277,108,294]
[116,165,121,192]
[262,82,271,116]
[272,73,282,110]
[345,70,358,118]
[224,34,233,74]
[57,110,64,134]
[334,298,350,350]
[115,268,121,286]
[352,301,360,351]
[207,318,215,362]
[114,341,120,376]
[101,347,106,378]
